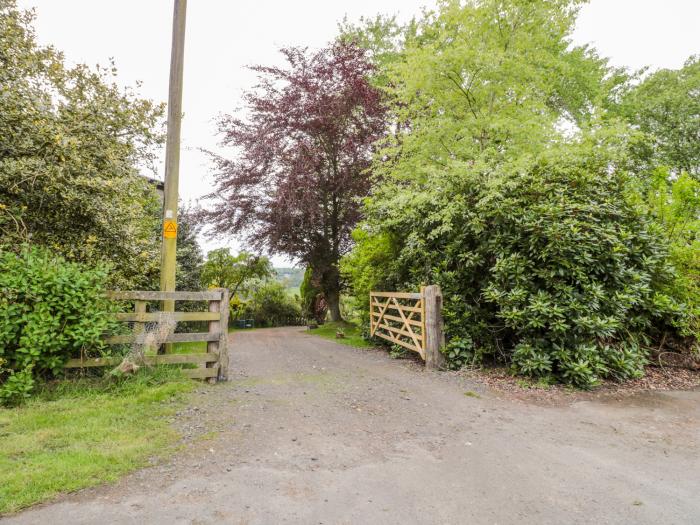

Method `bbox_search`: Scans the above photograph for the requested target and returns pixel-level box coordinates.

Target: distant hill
[275,267,305,290]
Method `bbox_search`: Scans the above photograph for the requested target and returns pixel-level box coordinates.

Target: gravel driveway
[4,327,700,524]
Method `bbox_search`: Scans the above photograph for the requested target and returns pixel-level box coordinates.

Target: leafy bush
[478,159,683,387]
[0,2,165,289]
[643,168,700,340]
[0,247,115,405]
[342,0,697,386]
[350,151,690,387]
[299,267,327,323]
[243,280,302,327]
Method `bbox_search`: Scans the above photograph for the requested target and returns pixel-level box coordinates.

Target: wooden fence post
[423,285,446,370]
[369,292,374,336]
[207,290,222,384]
[217,288,230,382]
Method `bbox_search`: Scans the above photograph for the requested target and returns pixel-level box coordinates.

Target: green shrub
[643,168,700,340]
[350,151,691,388]
[477,159,682,386]
[246,280,302,326]
[299,267,316,318]
[0,246,115,405]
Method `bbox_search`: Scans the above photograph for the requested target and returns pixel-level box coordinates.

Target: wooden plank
[148,354,218,365]
[105,332,221,345]
[370,296,391,337]
[183,366,219,379]
[371,299,423,313]
[391,297,423,351]
[65,353,219,368]
[116,311,219,323]
[375,322,424,342]
[371,291,422,300]
[108,290,222,301]
[64,357,122,368]
[371,312,423,328]
[374,331,422,355]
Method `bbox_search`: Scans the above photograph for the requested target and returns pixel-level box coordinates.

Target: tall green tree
[344,0,695,386]
[175,205,205,292]
[0,1,164,288]
[617,56,700,178]
[201,248,273,298]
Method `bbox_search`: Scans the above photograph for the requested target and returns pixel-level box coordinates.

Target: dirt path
[5,327,700,524]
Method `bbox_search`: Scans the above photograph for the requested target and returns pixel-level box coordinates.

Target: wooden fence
[370,285,445,369]
[64,289,230,382]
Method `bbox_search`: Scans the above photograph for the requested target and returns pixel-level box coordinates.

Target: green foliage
[175,206,205,292]
[245,280,302,327]
[338,13,411,88]
[644,168,700,339]
[201,248,273,298]
[356,147,683,387]
[299,266,327,323]
[617,56,700,178]
[0,1,164,289]
[369,0,614,191]
[0,247,115,405]
[0,367,192,514]
[480,155,681,386]
[342,0,697,387]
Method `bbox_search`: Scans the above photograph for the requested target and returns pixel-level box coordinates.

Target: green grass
[171,326,259,354]
[0,368,193,515]
[308,321,373,348]
[172,340,207,353]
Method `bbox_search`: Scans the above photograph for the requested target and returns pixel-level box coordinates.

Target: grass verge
[0,367,193,515]
[309,321,373,348]
[171,326,258,354]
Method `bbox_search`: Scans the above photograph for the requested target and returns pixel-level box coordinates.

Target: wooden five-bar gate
[64,289,230,382]
[370,285,445,369]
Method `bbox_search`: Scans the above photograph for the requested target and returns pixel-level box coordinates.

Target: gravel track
[4,327,699,524]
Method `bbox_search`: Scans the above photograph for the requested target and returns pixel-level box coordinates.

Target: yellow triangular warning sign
[163,220,177,239]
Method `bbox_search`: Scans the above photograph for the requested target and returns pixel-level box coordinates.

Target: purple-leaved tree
[202,41,386,321]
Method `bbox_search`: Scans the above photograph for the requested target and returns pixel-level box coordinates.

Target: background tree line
[203,0,699,387]
[340,0,699,387]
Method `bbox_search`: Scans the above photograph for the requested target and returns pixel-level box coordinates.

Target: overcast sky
[17,0,700,265]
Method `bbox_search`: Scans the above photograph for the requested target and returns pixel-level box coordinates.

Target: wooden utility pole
[160,0,187,319]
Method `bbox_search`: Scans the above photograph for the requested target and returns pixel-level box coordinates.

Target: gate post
[423,285,446,370]
[218,288,230,382]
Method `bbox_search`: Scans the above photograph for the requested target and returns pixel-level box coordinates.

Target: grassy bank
[0,368,193,515]
[309,321,373,348]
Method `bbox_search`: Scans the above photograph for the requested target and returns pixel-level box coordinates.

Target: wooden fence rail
[64,289,230,382]
[370,285,445,370]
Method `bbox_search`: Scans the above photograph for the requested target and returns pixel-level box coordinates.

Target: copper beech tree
[203,42,386,321]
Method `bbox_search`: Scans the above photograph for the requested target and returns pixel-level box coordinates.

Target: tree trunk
[326,289,342,322]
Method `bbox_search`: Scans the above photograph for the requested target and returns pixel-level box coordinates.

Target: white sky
[16,0,700,265]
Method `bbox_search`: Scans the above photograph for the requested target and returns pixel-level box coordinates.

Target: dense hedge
[346,153,692,387]
[232,280,302,327]
[0,247,115,405]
